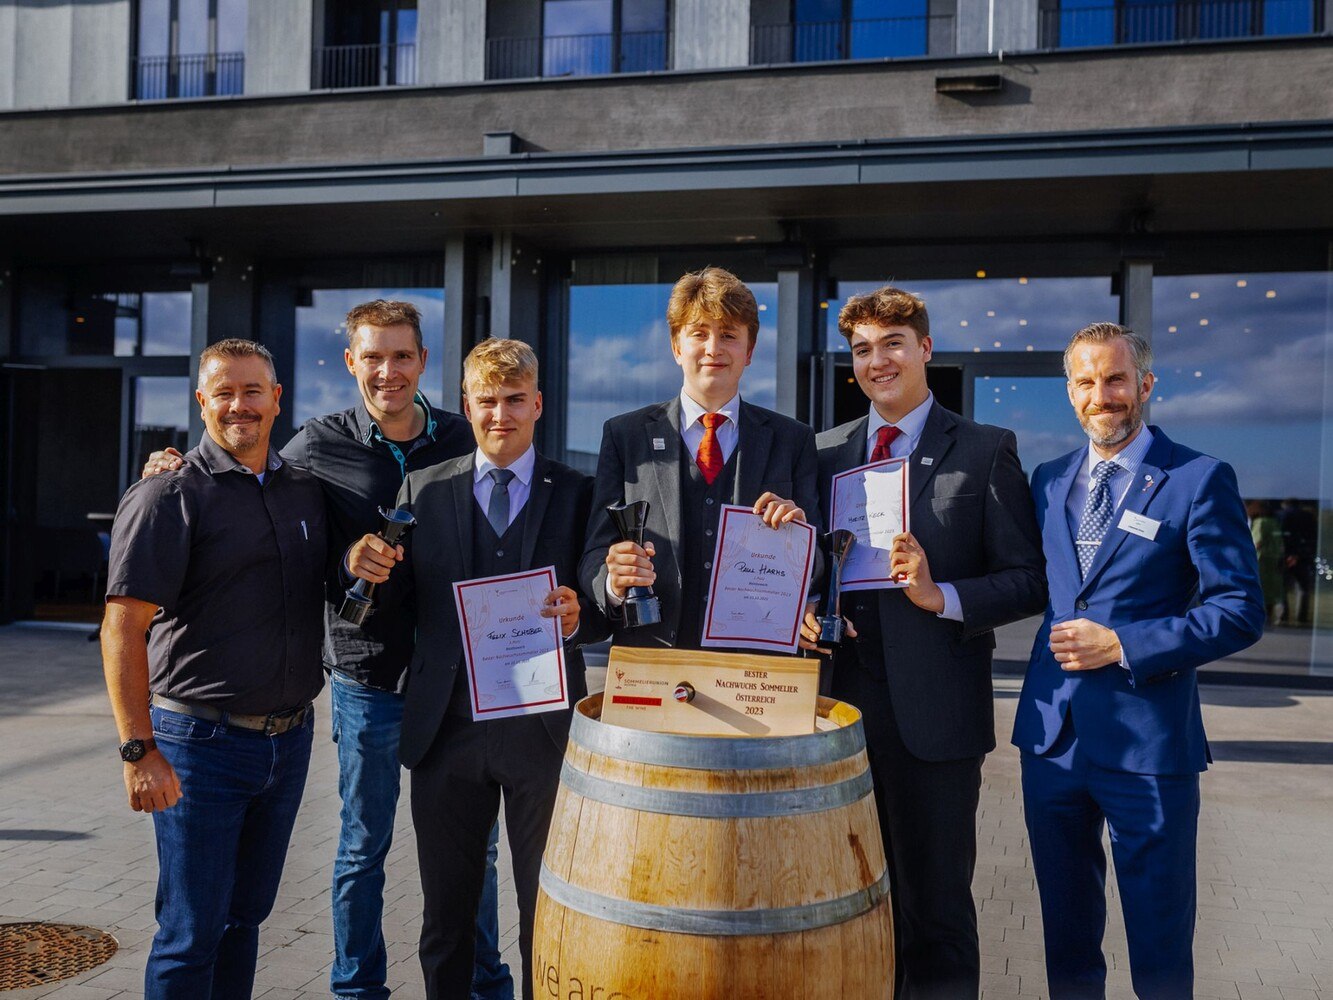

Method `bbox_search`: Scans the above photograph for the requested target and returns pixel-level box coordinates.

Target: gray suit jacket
[817,402,1047,760]
[580,396,821,649]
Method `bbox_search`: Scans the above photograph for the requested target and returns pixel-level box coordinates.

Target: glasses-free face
[1066,338,1154,454]
[196,355,282,463]
[848,322,932,423]
[345,323,427,425]
[671,316,755,407]
[464,376,543,466]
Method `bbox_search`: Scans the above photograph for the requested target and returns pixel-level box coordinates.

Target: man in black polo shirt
[103,339,326,1000]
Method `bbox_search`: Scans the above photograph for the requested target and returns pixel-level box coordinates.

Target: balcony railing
[750,16,956,64]
[132,52,244,100]
[313,43,417,89]
[486,30,671,80]
[1039,0,1325,47]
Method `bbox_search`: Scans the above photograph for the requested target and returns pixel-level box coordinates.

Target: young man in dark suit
[347,338,606,1000]
[803,286,1047,1000]
[580,266,820,648]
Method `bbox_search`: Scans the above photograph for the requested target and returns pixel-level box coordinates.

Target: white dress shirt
[680,390,741,465]
[473,444,536,527]
[1064,425,1156,531]
[863,393,962,623]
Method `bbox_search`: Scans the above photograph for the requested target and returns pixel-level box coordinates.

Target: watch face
[120,739,145,763]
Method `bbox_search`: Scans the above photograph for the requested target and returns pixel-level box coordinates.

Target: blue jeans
[145,705,313,1000]
[471,820,513,1000]
[330,672,404,1000]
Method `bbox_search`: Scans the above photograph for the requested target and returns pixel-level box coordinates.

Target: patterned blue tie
[487,468,515,536]
[1075,461,1118,580]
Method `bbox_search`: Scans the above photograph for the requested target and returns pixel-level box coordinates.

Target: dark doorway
[829,359,963,429]
[5,369,123,622]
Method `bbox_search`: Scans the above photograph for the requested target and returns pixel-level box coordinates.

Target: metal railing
[1039,0,1324,47]
[313,43,417,89]
[750,15,955,64]
[486,30,671,80]
[132,52,244,100]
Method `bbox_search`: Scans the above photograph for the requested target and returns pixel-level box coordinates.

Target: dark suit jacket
[817,402,1047,761]
[1012,427,1264,775]
[392,452,608,769]
[579,396,821,648]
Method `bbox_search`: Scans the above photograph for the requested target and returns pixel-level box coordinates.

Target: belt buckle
[263,713,280,736]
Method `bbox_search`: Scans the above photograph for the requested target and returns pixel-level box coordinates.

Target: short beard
[1081,411,1140,449]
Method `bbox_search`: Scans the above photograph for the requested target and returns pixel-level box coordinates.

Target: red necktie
[871,425,901,463]
[697,412,727,485]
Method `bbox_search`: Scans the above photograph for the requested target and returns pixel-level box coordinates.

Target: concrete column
[419,0,486,84]
[489,233,543,347]
[956,0,1038,55]
[188,255,258,444]
[71,0,131,105]
[1119,258,1153,422]
[776,268,817,423]
[13,2,74,109]
[442,236,478,410]
[246,0,313,95]
[673,0,748,71]
[0,3,17,110]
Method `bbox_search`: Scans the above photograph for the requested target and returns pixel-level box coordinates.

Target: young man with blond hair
[348,338,606,1000]
[806,285,1046,1000]
[580,266,820,649]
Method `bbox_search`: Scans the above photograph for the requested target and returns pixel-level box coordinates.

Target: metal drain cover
[0,923,118,990]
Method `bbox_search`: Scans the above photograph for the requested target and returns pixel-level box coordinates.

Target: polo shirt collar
[355,391,438,446]
[474,444,536,487]
[197,433,283,476]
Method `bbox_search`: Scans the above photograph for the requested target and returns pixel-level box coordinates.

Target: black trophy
[606,500,662,628]
[339,506,417,626]
[817,529,857,645]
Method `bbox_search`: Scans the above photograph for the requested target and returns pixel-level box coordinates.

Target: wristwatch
[118,737,157,763]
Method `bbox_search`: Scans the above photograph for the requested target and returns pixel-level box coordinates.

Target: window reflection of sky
[293,288,446,430]
[135,376,191,431]
[1153,272,1332,500]
[826,277,1118,353]
[973,376,1084,473]
[566,283,779,459]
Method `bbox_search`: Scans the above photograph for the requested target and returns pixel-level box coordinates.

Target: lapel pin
[920,456,934,466]
[652,437,666,451]
[543,477,552,484]
[1142,474,1153,492]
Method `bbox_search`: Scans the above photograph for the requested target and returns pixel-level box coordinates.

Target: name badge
[919,456,934,466]
[1118,510,1160,541]
[652,438,666,451]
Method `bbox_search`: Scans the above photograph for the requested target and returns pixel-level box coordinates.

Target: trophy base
[623,593,662,628]
[816,615,845,645]
[339,592,374,626]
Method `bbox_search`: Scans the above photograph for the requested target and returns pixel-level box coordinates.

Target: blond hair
[462,338,539,392]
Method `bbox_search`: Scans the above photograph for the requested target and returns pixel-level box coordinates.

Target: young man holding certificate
[580,266,821,651]
[346,339,606,1000]
[804,286,1046,1000]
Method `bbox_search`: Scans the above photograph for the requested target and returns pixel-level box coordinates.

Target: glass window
[565,282,779,468]
[971,375,1085,473]
[544,0,614,75]
[1152,270,1332,674]
[825,276,1119,353]
[849,0,928,58]
[132,376,192,480]
[292,288,446,429]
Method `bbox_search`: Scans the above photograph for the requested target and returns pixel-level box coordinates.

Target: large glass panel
[218,0,249,52]
[142,292,193,356]
[825,276,1119,353]
[1050,0,1116,47]
[133,376,192,480]
[565,282,780,470]
[292,288,446,429]
[1153,271,1333,674]
[794,0,844,60]
[850,0,928,58]
[137,0,171,58]
[544,0,614,75]
[971,375,1085,473]
[620,0,669,71]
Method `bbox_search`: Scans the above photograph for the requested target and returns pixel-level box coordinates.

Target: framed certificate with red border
[700,505,816,655]
[830,457,911,591]
[452,565,567,721]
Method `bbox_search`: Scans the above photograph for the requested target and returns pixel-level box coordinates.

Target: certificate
[453,566,567,721]
[700,505,817,654]
[830,457,910,591]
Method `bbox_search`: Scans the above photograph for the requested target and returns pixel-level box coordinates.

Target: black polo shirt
[280,394,474,691]
[106,435,327,715]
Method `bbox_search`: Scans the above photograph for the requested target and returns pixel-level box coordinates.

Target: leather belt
[151,694,312,735]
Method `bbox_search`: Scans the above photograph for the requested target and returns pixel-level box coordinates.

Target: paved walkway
[1,624,1331,999]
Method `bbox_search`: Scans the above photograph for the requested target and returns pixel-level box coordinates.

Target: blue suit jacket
[1011,427,1263,775]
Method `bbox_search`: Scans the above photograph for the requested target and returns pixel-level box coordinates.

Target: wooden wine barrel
[532,693,894,1000]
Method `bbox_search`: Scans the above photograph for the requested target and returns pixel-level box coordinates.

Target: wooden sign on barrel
[532,687,895,1000]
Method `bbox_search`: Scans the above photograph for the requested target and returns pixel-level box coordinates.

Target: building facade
[1,0,1330,676]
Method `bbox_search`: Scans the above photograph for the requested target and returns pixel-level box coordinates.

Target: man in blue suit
[1013,322,1264,999]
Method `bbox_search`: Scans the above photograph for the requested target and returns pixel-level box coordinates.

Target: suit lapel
[827,416,868,529]
[735,401,773,506]
[1079,431,1172,592]
[449,457,476,580]
[1047,449,1083,583]
[520,454,555,570]
[647,398,684,583]
[909,403,957,512]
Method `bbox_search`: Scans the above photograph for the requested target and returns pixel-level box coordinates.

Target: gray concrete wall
[13,1,74,109]
[246,0,312,95]
[0,3,16,110]
[957,0,1039,55]
[1,39,1330,172]
[1,0,130,110]
[419,0,486,84]
[71,0,130,105]
[674,0,748,71]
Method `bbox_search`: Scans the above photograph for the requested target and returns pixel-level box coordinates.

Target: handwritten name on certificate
[453,566,567,722]
[701,505,817,655]
[831,457,911,591]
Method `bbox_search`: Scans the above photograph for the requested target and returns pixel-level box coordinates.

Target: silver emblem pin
[920,456,934,466]
[652,437,666,451]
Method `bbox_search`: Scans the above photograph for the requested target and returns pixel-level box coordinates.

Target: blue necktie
[1075,461,1118,580]
[487,468,515,537]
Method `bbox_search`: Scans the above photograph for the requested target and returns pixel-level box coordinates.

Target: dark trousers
[410,712,564,1000]
[1021,719,1200,1000]
[833,665,984,1000]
